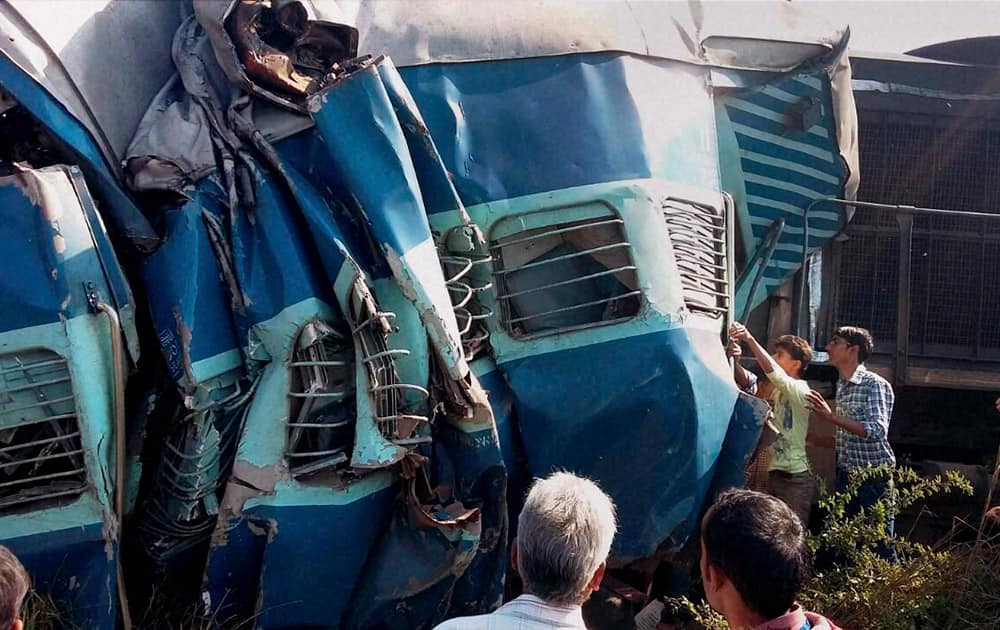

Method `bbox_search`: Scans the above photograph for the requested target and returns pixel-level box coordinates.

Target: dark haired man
[729,322,814,525]
[0,545,28,630]
[701,489,840,630]
[806,326,897,560]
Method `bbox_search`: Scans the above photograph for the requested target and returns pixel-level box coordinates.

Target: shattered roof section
[350,0,849,71]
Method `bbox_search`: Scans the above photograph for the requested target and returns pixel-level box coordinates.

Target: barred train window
[286,320,356,478]
[0,349,88,512]
[662,197,729,318]
[491,206,641,338]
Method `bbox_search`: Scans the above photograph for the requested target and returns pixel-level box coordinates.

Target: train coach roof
[351,0,849,71]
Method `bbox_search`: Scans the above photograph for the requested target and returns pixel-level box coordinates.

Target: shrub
[660,465,1000,630]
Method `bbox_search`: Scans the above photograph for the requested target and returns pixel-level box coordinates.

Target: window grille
[490,209,641,338]
[662,197,729,318]
[286,282,432,478]
[0,350,87,512]
[286,320,356,478]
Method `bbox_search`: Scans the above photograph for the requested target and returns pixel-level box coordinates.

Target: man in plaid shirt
[806,326,897,560]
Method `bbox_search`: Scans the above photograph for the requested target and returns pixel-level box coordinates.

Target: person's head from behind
[826,325,873,368]
[772,335,812,378]
[700,489,810,625]
[515,471,617,606]
[0,545,28,630]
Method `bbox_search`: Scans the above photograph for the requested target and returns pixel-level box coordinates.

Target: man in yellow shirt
[729,322,814,525]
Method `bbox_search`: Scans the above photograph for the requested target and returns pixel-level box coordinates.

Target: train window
[662,197,729,318]
[286,319,356,478]
[0,349,88,513]
[491,208,641,338]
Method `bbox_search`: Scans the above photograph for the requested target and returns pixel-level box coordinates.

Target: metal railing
[829,199,1000,383]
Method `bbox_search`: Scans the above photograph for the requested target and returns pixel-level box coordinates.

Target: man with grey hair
[0,545,28,630]
[435,471,617,629]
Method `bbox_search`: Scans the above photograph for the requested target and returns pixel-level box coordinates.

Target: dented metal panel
[0,2,860,627]
[405,52,759,557]
[0,167,127,629]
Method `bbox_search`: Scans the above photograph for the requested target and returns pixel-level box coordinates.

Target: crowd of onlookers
[0,323,934,628]
[436,473,842,630]
[439,322,899,629]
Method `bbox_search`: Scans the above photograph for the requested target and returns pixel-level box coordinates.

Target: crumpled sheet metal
[163,103,506,628]
[0,38,160,251]
[342,476,483,629]
[121,5,504,625]
[141,186,243,390]
[307,56,468,382]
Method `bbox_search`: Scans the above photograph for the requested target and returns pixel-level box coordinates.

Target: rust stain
[172,307,197,394]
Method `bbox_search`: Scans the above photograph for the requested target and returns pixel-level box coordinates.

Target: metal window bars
[284,281,431,478]
[134,377,256,567]
[440,225,495,361]
[490,213,642,339]
[662,197,730,318]
[347,279,431,450]
[0,350,88,512]
[286,319,357,478]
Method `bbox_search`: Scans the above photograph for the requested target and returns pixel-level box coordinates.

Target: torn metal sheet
[194,0,358,111]
[128,80,505,623]
[0,2,861,627]
[342,474,482,629]
[307,56,468,382]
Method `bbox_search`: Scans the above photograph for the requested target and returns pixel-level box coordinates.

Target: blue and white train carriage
[0,1,856,627]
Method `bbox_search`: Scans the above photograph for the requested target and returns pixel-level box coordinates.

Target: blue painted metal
[401,53,721,208]
[0,167,127,629]
[308,57,468,379]
[192,101,506,624]
[0,46,158,251]
[141,184,243,385]
[717,73,851,310]
[0,8,850,627]
[503,327,743,555]
[408,52,763,557]
[5,522,117,628]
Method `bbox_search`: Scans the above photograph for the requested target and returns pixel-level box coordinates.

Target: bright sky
[796,1,1000,54]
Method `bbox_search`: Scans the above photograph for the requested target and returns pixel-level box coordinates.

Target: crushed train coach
[0,1,856,627]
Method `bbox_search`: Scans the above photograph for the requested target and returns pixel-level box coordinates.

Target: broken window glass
[491,209,641,338]
[0,350,87,512]
[663,197,730,318]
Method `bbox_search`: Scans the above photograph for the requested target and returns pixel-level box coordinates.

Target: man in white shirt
[434,472,618,630]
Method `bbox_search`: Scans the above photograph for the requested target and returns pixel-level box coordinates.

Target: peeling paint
[172,307,197,394]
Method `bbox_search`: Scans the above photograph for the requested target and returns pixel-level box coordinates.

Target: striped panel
[722,73,847,306]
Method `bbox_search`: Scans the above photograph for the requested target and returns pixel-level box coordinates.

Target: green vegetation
[664,465,1000,630]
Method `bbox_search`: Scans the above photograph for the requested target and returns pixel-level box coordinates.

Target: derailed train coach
[0,1,857,627]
